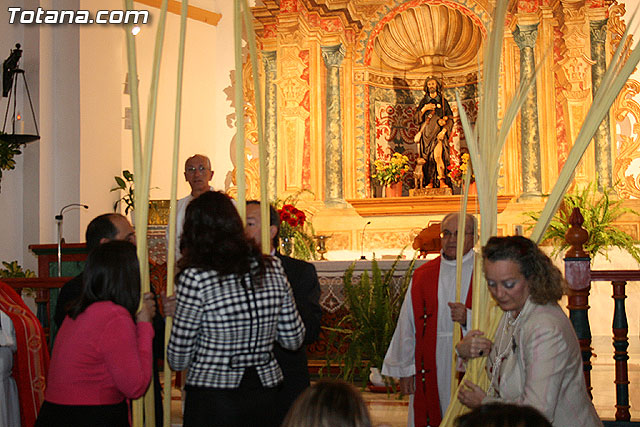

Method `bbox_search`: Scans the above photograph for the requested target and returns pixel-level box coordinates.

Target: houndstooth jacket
[167,256,305,389]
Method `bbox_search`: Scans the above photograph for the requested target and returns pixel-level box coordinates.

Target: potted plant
[0,132,23,192]
[525,180,640,264]
[372,152,410,197]
[323,254,416,390]
[111,170,135,215]
[0,260,37,299]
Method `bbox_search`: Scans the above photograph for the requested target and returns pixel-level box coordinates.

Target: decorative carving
[360,0,492,68]
[371,3,483,72]
[610,3,640,199]
[276,47,308,115]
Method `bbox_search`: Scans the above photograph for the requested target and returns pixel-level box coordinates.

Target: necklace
[487,299,530,396]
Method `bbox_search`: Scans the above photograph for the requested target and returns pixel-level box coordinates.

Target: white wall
[0,1,26,267]
[78,0,124,233]
[0,0,236,270]
[118,2,236,203]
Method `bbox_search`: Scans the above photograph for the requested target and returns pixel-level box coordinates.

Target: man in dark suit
[245,201,322,425]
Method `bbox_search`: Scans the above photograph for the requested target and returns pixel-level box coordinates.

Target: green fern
[323,253,416,388]
[525,181,640,264]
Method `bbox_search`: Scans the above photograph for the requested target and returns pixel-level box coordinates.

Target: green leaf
[323,252,416,388]
[525,180,640,264]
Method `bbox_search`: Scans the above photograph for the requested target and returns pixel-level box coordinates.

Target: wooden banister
[563,207,594,396]
[563,206,637,421]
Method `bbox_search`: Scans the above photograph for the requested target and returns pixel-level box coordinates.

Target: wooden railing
[564,207,638,423]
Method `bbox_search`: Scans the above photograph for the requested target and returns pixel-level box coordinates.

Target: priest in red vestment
[0,281,49,427]
[382,213,476,427]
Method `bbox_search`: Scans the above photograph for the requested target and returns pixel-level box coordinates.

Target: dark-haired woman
[167,191,305,427]
[36,240,156,427]
[456,236,602,427]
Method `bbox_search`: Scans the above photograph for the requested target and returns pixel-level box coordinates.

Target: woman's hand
[136,292,156,323]
[458,380,486,409]
[456,330,492,359]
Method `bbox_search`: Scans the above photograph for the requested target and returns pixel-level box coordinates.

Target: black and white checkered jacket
[167,256,305,389]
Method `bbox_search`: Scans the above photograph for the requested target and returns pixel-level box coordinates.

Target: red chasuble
[0,281,49,427]
[411,256,472,427]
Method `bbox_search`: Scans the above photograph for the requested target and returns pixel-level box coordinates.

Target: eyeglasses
[440,230,474,239]
[185,166,210,174]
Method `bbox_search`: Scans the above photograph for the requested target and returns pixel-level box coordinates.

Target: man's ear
[270,225,278,241]
[99,237,111,245]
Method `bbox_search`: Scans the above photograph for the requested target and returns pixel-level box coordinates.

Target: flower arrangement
[372,152,410,186]
[448,152,474,187]
[279,203,306,232]
[274,191,318,260]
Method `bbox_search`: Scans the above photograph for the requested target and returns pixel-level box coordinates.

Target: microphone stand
[56,203,89,277]
[360,221,371,260]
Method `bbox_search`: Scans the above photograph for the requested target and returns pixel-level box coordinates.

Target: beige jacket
[484,300,602,427]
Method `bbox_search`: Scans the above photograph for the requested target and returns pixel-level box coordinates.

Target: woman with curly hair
[167,191,305,427]
[455,236,602,426]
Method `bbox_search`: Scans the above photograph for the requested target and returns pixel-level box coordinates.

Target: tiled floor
[167,336,639,426]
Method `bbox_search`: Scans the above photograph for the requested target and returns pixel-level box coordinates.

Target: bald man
[167,154,214,261]
[382,213,476,427]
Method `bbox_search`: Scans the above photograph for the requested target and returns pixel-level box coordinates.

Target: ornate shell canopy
[371,3,483,73]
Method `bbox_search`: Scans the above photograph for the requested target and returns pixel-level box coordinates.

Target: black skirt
[184,367,278,427]
[35,400,129,427]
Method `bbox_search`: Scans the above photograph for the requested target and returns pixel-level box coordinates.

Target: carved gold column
[556,0,594,186]
[263,50,278,199]
[322,44,345,205]
[537,4,561,194]
[590,18,612,189]
[514,24,543,199]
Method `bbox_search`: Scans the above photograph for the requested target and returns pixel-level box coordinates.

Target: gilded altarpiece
[243,0,640,253]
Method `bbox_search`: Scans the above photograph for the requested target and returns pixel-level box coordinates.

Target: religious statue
[413,77,453,189]
[414,157,426,189]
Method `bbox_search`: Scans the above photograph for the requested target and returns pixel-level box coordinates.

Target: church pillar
[589,19,611,189]
[514,24,543,199]
[321,44,345,204]
[263,50,278,199]
[556,0,594,186]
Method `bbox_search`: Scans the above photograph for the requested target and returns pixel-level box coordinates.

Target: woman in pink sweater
[36,240,156,427]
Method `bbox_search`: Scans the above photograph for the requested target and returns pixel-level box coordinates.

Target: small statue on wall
[414,76,453,189]
[414,157,425,189]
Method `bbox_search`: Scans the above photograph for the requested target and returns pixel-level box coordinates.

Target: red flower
[297,211,306,226]
[278,204,307,228]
